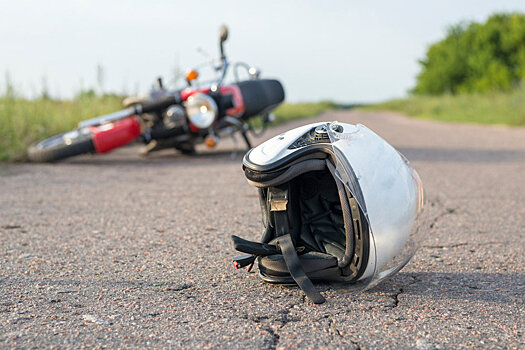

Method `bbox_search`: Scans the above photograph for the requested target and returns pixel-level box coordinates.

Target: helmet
[232,121,426,304]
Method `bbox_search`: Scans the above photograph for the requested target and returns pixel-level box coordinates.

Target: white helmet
[232,121,426,303]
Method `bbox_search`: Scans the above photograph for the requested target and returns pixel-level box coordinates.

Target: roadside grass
[0,95,123,162]
[0,96,338,162]
[363,87,525,126]
[272,100,339,124]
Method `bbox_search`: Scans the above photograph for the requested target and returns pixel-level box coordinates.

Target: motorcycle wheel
[27,128,95,162]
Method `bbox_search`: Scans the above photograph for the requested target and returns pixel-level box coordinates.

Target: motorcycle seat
[235,79,285,119]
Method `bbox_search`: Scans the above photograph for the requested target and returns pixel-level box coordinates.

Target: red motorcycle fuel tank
[88,116,141,153]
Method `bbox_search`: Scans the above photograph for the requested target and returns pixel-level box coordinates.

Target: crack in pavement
[235,271,424,347]
[429,207,457,229]
[163,283,192,292]
[328,318,361,349]
[423,241,509,249]
[391,288,403,308]
[327,317,343,337]
[265,326,280,350]
[241,304,300,350]
[387,274,420,309]
[266,307,296,349]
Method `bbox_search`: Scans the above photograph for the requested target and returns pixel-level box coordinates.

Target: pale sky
[1,0,525,103]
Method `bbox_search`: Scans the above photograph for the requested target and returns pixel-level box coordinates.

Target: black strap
[279,233,325,304]
[275,211,325,304]
[231,235,280,256]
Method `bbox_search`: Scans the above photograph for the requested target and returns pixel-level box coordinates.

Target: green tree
[413,13,525,94]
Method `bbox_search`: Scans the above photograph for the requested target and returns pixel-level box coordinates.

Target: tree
[413,13,525,94]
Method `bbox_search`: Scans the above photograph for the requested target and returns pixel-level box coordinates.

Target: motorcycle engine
[163,105,187,129]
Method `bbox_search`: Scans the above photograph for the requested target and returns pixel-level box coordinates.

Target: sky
[1,0,525,103]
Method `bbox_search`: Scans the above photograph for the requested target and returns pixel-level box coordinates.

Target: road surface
[1,110,524,349]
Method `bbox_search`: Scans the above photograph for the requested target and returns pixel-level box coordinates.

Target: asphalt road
[1,110,524,349]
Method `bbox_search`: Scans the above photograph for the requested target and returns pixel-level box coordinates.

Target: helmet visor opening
[256,161,370,285]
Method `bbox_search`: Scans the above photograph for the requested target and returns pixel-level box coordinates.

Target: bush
[414,13,525,94]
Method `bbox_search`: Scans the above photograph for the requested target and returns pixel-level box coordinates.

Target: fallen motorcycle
[28,26,285,162]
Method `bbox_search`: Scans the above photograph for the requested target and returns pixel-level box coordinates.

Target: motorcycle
[27,26,285,162]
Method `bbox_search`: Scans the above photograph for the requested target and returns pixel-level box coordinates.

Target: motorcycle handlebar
[139,95,179,114]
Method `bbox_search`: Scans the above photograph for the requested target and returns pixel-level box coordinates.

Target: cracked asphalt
[1,110,524,349]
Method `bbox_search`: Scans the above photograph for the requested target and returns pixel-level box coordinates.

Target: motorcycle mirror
[219,25,229,43]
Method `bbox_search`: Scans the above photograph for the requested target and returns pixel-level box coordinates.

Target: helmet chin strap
[269,187,326,304]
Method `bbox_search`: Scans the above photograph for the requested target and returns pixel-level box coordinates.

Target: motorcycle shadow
[62,146,246,167]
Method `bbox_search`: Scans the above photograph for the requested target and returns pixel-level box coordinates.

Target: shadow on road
[59,145,525,167]
[370,271,523,305]
[59,149,246,167]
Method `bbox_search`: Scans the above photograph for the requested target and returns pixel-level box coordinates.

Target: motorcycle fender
[88,116,141,153]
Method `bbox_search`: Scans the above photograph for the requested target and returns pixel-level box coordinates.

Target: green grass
[272,100,339,124]
[0,96,337,162]
[363,87,525,126]
[0,95,124,161]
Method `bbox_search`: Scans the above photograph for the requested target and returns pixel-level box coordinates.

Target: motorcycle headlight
[186,93,218,129]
